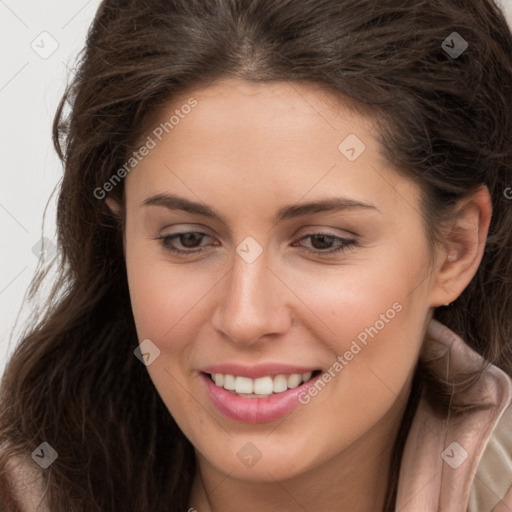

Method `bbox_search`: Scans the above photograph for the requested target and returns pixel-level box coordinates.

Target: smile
[208,371,319,397]
[200,368,323,423]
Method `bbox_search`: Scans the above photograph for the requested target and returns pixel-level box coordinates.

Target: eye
[153,231,214,256]
[152,230,357,257]
[292,232,357,255]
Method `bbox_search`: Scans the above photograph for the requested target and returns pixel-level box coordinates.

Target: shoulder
[0,444,50,512]
[468,376,512,512]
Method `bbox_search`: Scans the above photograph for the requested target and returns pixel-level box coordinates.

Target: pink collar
[396,319,512,511]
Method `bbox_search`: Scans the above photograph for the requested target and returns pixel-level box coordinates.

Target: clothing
[396,319,512,511]
[1,319,512,511]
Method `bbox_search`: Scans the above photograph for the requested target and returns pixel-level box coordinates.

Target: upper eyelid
[157,228,355,240]
[158,223,358,237]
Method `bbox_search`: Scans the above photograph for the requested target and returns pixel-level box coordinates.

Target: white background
[1,0,512,378]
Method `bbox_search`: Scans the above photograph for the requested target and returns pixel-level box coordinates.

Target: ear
[105,196,126,257]
[105,196,122,216]
[429,185,492,307]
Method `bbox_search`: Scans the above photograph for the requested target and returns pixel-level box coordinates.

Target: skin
[106,77,491,511]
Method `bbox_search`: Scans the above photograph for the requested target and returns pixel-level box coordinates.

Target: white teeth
[253,376,274,395]
[235,376,253,394]
[223,374,235,390]
[210,372,315,396]
[273,374,288,393]
[287,374,302,389]
[302,372,312,382]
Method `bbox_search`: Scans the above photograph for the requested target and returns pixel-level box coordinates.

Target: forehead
[146,78,375,145]
[124,78,420,219]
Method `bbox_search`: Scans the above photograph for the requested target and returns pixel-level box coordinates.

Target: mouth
[204,370,322,398]
[200,368,324,423]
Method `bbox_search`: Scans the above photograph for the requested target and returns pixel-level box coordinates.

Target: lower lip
[201,373,321,423]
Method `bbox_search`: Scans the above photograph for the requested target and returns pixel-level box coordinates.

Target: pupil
[182,233,200,247]
[312,235,333,249]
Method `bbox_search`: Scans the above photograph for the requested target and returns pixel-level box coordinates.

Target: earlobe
[104,196,126,257]
[105,196,121,216]
[430,185,492,307]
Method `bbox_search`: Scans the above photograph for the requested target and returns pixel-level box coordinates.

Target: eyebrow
[141,193,379,224]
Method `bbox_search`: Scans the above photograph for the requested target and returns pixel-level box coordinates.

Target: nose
[210,250,292,347]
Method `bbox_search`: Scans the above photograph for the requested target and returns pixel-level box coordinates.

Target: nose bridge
[211,246,290,345]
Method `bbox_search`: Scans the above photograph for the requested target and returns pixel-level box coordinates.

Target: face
[114,78,440,482]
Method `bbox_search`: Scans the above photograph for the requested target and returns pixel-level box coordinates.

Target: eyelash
[153,231,357,257]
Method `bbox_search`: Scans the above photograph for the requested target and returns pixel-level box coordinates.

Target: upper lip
[200,363,320,379]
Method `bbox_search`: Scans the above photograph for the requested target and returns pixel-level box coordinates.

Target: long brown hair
[1,0,511,510]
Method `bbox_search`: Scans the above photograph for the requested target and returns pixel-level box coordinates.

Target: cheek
[287,244,428,353]
[125,252,214,424]
[260,263,425,472]
[287,247,428,403]
[125,240,211,346]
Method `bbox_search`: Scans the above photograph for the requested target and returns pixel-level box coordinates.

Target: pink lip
[200,363,318,379]
[200,371,322,423]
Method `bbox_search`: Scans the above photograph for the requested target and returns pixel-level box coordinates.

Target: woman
[1,0,512,510]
